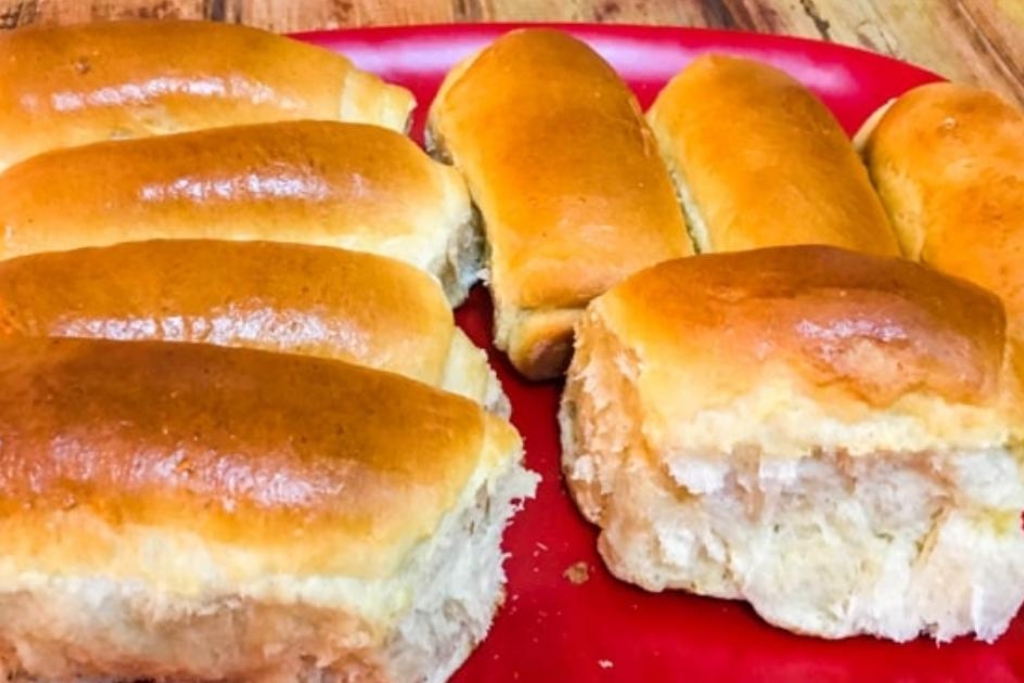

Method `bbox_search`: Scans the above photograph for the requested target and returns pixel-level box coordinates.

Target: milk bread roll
[858,82,1024,344]
[561,245,1024,643]
[427,28,692,380]
[0,240,506,414]
[0,20,414,169]
[0,337,537,682]
[648,54,899,255]
[0,121,479,303]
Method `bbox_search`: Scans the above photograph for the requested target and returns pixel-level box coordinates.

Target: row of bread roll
[0,20,483,306]
[0,20,534,683]
[0,22,904,382]
[4,16,1021,668]
[409,24,1024,647]
[426,30,903,380]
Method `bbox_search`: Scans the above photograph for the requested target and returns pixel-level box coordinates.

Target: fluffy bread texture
[0,240,505,415]
[560,245,1024,642]
[426,28,692,379]
[857,82,1024,343]
[0,337,537,682]
[647,54,899,256]
[0,20,414,170]
[0,121,479,304]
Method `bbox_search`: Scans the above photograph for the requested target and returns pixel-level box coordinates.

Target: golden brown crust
[0,337,518,580]
[427,28,691,378]
[860,82,1024,338]
[598,246,1006,407]
[0,240,455,387]
[0,121,470,282]
[429,28,691,307]
[648,54,899,256]
[0,20,413,168]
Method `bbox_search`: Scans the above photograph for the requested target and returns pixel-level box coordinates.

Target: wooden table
[0,0,1021,107]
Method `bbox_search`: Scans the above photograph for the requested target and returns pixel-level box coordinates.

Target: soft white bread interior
[0,121,480,305]
[426,28,692,379]
[561,245,1024,642]
[0,240,505,415]
[857,82,1024,344]
[646,53,899,256]
[0,337,537,682]
[0,20,414,170]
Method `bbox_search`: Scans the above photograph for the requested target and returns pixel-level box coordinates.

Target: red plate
[297,25,1022,682]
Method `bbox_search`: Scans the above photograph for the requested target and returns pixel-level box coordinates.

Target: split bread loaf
[427,28,692,380]
[0,20,414,170]
[0,240,506,415]
[561,245,1024,643]
[857,82,1024,340]
[0,337,537,682]
[0,121,479,304]
[647,54,899,255]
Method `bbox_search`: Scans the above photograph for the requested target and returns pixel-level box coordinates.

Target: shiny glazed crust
[647,54,899,255]
[427,28,692,379]
[0,20,414,169]
[859,82,1024,340]
[0,336,522,580]
[0,240,454,386]
[0,338,534,681]
[0,240,505,410]
[560,245,1024,643]
[0,121,477,302]
[594,245,1006,414]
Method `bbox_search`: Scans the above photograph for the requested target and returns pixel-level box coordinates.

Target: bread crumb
[563,561,590,585]
[598,659,614,669]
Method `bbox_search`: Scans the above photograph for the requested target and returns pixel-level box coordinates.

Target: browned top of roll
[0,120,468,271]
[0,337,519,579]
[598,246,1005,407]
[0,20,414,169]
[860,82,1024,334]
[428,28,692,310]
[0,240,454,386]
[647,54,899,256]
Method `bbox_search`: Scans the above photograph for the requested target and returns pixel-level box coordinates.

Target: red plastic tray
[297,25,1023,682]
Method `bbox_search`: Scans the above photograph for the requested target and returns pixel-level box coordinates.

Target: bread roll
[0,240,505,415]
[426,28,692,380]
[647,54,899,255]
[0,121,478,304]
[0,20,413,169]
[561,245,1024,642]
[0,337,537,682]
[857,82,1024,341]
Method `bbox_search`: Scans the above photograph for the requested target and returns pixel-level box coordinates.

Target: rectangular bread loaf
[647,54,899,255]
[0,240,506,414]
[561,245,1024,643]
[0,20,414,169]
[0,337,537,682]
[0,121,480,304]
[857,82,1024,342]
[426,28,692,379]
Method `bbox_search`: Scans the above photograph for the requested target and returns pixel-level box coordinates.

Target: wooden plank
[0,0,1021,105]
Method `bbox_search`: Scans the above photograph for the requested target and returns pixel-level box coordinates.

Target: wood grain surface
[0,1,1021,107]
